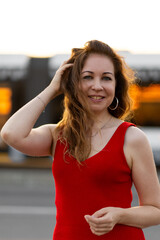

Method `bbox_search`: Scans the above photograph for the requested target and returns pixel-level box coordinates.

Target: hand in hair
[49,61,73,97]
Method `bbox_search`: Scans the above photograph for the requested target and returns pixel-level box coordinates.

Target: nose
[91,79,103,91]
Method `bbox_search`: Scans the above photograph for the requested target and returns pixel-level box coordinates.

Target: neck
[92,111,112,128]
[91,114,114,139]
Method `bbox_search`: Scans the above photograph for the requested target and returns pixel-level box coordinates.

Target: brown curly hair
[55,40,135,163]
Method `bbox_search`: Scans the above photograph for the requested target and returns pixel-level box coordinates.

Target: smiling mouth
[89,96,104,100]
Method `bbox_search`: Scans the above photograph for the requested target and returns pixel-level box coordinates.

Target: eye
[102,76,112,81]
[83,75,92,80]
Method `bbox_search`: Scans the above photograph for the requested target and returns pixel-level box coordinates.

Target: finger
[85,215,100,224]
[59,63,73,71]
[86,219,112,230]
[63,63,73,68]
[92,208,108,218]
[85,216,107,226]
[90,227,111,236]
[60,60,73,67]
[56,63,73,77]
[85,215,107,225]
[91,226,111,233]
[89,223,109,230]
[60,60,68,66]
[62,63,73,73]
[88,219,110,228]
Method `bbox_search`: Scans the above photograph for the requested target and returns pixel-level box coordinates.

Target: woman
[1,40,160,239]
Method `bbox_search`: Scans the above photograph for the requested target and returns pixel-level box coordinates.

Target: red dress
[52,122,145,239]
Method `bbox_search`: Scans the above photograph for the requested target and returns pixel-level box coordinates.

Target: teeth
[90,96,103,100]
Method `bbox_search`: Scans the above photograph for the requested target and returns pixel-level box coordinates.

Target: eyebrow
[81,71,93,74]
[81,71,114,75]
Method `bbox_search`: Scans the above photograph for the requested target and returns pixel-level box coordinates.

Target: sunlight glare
[0,0,160,56]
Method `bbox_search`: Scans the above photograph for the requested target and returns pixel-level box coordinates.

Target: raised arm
[0,61,73,157]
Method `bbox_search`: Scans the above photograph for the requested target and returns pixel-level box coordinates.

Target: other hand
[84,207,122,236]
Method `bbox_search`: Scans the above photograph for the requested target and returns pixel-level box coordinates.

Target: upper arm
[125,127,160,208]
[11,124,57,157]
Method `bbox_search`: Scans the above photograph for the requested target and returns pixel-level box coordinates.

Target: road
[0,168,159,240]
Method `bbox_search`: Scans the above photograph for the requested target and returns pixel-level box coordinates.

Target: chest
[53,140,131,190]
[89,131,114,158]
[89,128,132,169]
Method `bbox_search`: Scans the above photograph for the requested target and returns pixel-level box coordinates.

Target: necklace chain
[91,116,112,137]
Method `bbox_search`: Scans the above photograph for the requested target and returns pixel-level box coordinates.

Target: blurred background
[0,0,160,239]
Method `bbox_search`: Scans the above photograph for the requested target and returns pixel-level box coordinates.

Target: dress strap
[119,122,136,148]
[108,122,136,151]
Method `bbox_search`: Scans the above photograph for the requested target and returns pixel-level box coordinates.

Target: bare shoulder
[46,124,59,156]
[123,125,153,169]
[124,125,149,148]
[47,123,57,135]
[34,123,57,139]
[29,123,58,157]
[43,123,58,143]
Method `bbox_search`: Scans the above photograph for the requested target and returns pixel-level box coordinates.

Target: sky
[0,0,160,57]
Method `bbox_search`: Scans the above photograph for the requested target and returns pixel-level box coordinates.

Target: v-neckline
[85,121,124,161]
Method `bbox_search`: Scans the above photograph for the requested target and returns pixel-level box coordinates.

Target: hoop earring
[109,97,119,110]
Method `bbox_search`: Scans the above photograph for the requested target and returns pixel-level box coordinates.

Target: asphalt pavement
[0,168,159,240]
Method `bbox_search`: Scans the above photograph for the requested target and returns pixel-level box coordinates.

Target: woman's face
[79,53,116,114]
